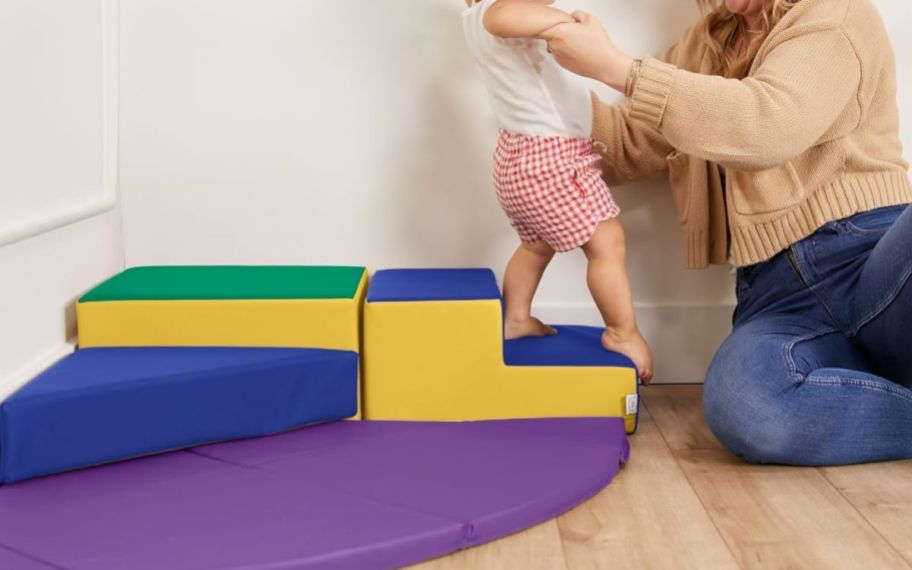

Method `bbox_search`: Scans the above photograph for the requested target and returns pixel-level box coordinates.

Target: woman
[544,0,912,465]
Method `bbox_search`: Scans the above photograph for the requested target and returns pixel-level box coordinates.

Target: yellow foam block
[362,297,638,433]
[78,268,366,351]
[77,297,363,351]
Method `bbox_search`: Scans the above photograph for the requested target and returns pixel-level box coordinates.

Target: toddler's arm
[483,0,575,40]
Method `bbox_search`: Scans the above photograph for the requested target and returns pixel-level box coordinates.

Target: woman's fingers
[542,15,608,78]
[542,13,632,92]
[538,22,566,41]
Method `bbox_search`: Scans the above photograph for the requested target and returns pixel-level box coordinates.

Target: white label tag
[625,394,639,415]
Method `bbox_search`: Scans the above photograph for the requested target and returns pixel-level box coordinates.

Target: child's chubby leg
[503,240,558,340]
[582,218,654,383]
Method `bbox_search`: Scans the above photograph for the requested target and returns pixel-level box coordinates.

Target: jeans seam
[800,237,853,330]
[786,247,842,326]
[785,327,838,384]
[809,283,849,332]
[803,375,912,402]
[842,224,890,236]
[850,261,912,336]
[786,248,812,288]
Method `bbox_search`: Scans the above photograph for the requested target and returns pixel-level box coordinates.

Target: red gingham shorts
[493,130,620,252]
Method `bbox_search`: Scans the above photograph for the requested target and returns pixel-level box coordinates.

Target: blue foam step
[504,325,636,368]
[0,347,358,484]
[367,268,502,302]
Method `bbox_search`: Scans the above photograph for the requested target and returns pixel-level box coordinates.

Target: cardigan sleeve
[590,44,679,186]
[628,28,862,171]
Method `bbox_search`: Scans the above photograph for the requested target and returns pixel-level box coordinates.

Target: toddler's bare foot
[505,317,557,340]
[602,328,654,384]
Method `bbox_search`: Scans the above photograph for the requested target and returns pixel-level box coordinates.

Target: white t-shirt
[462,0,593,139]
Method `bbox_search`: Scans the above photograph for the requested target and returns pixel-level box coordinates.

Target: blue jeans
[703,204,912,465]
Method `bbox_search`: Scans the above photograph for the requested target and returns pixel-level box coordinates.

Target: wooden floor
[409,385,912,570]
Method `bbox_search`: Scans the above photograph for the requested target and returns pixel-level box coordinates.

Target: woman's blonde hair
[698,0,800,78]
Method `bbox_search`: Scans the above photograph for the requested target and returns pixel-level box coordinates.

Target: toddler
[462,0,653,382]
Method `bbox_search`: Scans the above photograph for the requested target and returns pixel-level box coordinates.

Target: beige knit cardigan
[592,0,912,268]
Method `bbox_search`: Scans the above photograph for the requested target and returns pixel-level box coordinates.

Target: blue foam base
[0,347,358,484]
[504,325,636,368]
[367,269,501,302]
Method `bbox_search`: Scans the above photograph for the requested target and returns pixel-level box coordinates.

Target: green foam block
[80,266,367,302]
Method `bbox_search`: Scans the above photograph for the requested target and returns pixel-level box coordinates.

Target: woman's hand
[542,12,635,93]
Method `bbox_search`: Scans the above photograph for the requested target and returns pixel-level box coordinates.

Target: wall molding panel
[0,0,123,399]
[0,0,119,248]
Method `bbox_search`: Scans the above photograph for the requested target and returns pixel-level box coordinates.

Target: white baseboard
[0,341,76,403]
[533,302,735,384]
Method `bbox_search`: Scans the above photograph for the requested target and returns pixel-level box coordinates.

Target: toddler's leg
[582,219,654,383]
[503,241,558,340]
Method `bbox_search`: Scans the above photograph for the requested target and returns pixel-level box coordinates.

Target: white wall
[0,0,122,398]
[118,0,912,383]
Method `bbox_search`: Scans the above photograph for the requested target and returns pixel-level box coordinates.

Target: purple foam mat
[0,418,629,570]
[194,418,630,547]
[0,545,55,569]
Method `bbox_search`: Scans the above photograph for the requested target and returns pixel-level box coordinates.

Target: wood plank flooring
[409,385,912,570]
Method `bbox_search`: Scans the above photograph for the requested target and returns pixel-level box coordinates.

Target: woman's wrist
[599,52,636,93]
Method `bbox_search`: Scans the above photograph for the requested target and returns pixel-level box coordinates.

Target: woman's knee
[703,335,807,464]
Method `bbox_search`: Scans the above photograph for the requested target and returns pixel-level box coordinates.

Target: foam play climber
[0,417,629,569]
[0,263,635,567]
[0,346,357,484]
[362,268,640,432]
[77,265,367,351]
